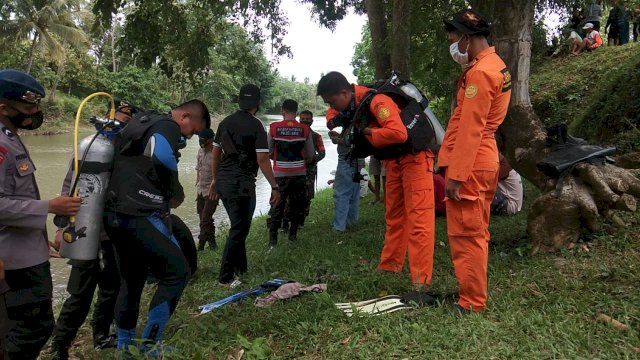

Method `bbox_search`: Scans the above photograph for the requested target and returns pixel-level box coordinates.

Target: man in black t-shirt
[208,84,280,287]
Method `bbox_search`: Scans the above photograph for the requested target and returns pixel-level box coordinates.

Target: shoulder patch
[501,68,512,93]
[1,127,14,139]
[377,107,391,120]
[465,84,478,99]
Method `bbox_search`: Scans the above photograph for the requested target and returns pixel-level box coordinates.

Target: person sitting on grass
[571,22,603,55]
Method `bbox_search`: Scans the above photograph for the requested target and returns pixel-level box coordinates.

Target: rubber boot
[197,240,206,251]
[289,224,298,242]
[140,302,170,353]
[115,326,136,351]
[208,227,217,250]
[268,229,278,248]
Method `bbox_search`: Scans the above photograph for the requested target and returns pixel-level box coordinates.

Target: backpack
[348,73,444,160]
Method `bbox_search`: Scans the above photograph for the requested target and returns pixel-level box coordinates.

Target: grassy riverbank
[45,180,640,359]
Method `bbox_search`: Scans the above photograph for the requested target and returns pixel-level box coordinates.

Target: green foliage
[261,75,324,115]
[0,0,87,72]
[94,65,174,111]
[351,24,375,85]
[530,42,640,152]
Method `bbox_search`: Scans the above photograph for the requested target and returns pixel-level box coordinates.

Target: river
[21,114,338,303]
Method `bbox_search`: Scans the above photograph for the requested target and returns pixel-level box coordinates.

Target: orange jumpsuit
[438,47,512,311]
[341,86,436,286]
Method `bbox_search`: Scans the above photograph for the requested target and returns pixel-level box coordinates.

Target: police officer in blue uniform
[0,69,82,360]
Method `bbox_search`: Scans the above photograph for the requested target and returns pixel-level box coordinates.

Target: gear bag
[348,73,444,160]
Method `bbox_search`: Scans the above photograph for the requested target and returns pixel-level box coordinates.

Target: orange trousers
[445,164,499,312]
[377,152,435,285]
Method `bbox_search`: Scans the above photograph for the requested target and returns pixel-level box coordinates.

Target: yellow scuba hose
[72,92,115,197]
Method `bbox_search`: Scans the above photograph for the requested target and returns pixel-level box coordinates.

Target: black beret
[198,128,215,139]
[0,69,45,104]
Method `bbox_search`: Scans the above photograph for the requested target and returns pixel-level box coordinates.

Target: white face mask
[450,38,469,65]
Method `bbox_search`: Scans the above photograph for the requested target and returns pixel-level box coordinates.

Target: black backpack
[348,74,440,160]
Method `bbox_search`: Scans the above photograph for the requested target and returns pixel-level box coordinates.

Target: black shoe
[268,230,278,247]
[94,334,118,350]
[197,240,206,251]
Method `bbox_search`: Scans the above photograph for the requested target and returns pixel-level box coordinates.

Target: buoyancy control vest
[349,73,445,160]
[105,111,180,215]
[269,120,310,173]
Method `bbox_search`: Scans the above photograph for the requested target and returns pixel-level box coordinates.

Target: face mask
[450,38,469,65]
[8,110,44,130]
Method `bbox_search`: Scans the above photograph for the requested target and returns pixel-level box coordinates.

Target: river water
[21,115,338,303]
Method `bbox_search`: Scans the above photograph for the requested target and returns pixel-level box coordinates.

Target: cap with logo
[0,69,45,104]
[238,84,261,110]
[444,9,491,36]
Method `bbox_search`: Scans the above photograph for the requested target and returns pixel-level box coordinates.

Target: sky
[266,0,367,84]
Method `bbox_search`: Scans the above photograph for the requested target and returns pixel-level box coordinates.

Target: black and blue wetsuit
[103,112,189,350]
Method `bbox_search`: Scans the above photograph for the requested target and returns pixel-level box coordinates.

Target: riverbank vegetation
[0,1,325,134]
[43,185,640,359]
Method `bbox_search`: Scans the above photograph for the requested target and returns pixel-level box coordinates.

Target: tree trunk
[469,0,495,22]
[492,0,547,186]
[111,22,118,72]
[25,33,39,74]
[50,40,68,102]
[492,0,640,254]
[366,0,391,79]
[390,0,410,77]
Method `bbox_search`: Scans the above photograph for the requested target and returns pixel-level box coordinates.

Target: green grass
[47,182,640,359]
[530,42,640,153]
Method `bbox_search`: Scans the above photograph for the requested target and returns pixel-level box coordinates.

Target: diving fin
[336,295,412,317]
[335,295,402,309]
[336,292,444,317]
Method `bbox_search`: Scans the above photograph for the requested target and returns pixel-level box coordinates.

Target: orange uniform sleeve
[366,94,408,148]
[325,108,340,129]
[590,32,603,49]
[447,70,500,182]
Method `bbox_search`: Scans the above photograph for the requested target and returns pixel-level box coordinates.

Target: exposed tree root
[529,163,640,254]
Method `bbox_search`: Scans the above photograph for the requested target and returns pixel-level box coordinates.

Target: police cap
[444,9,491,37]
[0,69,45,104]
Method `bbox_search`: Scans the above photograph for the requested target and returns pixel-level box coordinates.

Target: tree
[491,0,640,253]
[0,0,86,74]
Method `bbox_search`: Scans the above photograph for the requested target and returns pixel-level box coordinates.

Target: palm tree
[0,0,87,74]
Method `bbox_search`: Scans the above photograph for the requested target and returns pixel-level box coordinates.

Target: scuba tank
[395,77,446,147]
[59,117,120,260]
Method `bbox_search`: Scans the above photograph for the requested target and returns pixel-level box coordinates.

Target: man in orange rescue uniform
[317,72,435,287]
[440,9,512,313]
